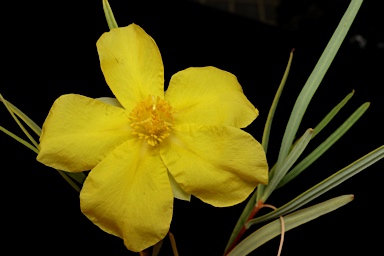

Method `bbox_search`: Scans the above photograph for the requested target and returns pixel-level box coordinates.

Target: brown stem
[224,199,264,255]
[139,249,150,256]
[169,232,180,256]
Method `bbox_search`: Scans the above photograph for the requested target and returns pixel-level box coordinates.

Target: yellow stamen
[129,95,173,146]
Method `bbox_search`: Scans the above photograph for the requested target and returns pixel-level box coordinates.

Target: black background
[1,0,383,255]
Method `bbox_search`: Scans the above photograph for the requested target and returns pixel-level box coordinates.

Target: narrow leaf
[228,195,354,256]
[312,90,354,139]
[262,49,294,154]
[278,102,369,188]
[247,145,384,227]
[56,170,81,192]
[103,0,118,30]
[0,93,39,149]
[275,0,363,179]
[257,50,294,203]
[260,128,314,202]
[0,97,42,136]
[66,172,86,184]
[0,126,39,154]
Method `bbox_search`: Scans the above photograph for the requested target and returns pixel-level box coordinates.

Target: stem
[169,232,179,256]
[224,199,264,255]
[139,249,150,256]
[225,201,286,256]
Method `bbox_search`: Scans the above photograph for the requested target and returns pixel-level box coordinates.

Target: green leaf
[277,102,369,188]
[257,50,294,204]
[247,145,384,227]
[0,126,38,154]
[56,170,81,192]
[224,190,257,252]
[0,93,39,149]
[262,49,294,154]
[103,0,118,30]
[0,97,42,136]
[312,90,354,139]
[275,0,363,180]
[66,171,86,184]
[260,128,314,202]
[228,195,354,256]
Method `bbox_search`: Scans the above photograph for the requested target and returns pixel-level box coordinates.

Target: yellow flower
[37,24,268,252]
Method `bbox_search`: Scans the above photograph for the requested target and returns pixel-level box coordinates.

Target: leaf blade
[103,0,118,30]
[228,195,354,256]
[275,0,363,181]
[247,145,384,227]
[278,102,370,188]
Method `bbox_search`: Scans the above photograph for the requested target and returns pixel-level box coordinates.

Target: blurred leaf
[66,171,86,184]
[56,170,81,192]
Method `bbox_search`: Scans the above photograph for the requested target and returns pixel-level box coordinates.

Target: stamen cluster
[129,95,174,146]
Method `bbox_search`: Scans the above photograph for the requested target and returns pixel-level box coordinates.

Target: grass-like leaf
[0,94,86,189]
[277,102,369,188]
[0,126,39,154]
[246,145,384,227]
[66,171,86,184]
[0,93,39,149]
[0,97,42,136]
[275,0,363,179]
[226,1,364,252]
[260,128,313,202]
[228,195,354,256]
[103,0,118,30]
[257,50,294,204]
[312,90,354,139]
[56,170,81,192]
[262,49,294,154]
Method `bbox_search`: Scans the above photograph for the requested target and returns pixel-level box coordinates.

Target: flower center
[129,95,174,146]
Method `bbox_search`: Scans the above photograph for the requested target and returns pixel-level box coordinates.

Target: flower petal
[160,124,268,207]
[165,67,258,128]
[80,139,173,252]
[97,24,164,110]
[37,94,131,172]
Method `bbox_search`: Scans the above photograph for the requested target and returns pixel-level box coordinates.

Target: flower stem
[225,200,286,256]
[224,199,264,255]
[169,232,179,256]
